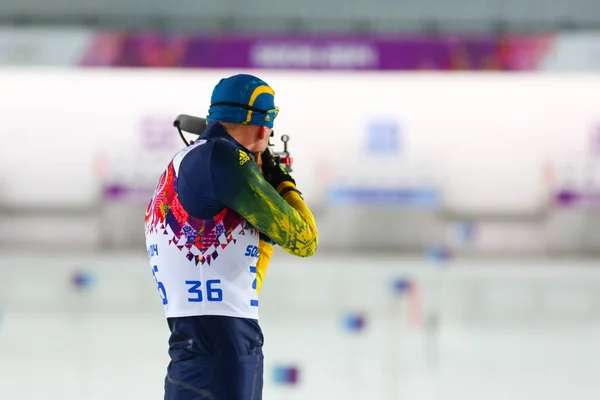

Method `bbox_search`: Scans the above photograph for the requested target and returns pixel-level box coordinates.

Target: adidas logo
[239,150,250,165]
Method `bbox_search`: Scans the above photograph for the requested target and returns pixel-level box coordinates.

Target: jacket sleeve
[211,141,318,258]
[255,239,274,295]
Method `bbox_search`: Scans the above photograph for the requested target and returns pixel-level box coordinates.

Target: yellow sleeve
[256,239,274,295]
[277,181,317,241]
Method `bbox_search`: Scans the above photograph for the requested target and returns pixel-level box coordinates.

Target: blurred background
[2,1,600,400]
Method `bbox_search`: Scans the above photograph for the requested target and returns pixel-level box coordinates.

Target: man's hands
[261,147,296,190]
[258,148,300,246]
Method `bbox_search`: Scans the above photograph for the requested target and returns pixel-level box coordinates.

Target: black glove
[261,148,296,190]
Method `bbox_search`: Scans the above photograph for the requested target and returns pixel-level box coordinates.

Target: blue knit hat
[206,74,278,128]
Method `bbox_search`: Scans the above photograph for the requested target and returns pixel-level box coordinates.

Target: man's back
[145,124,262,317]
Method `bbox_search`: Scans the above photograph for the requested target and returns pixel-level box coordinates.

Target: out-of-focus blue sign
[366,119,401,154]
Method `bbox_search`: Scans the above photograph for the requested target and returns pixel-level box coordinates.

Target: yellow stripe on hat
[245,85,275,124]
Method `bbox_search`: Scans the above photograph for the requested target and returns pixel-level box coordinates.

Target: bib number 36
[186,280,223,303]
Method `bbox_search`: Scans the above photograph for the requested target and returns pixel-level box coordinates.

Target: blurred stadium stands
[1,0,600,33]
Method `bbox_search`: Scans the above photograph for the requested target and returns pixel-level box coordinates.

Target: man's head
[218,122,272,153]
[206,74,278,153]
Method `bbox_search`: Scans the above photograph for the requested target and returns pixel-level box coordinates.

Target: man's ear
[258,126,269,140]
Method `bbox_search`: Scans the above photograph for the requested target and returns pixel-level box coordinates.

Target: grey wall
[1,0,600,33]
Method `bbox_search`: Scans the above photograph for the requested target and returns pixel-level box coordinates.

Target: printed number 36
[186,280,223,302]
